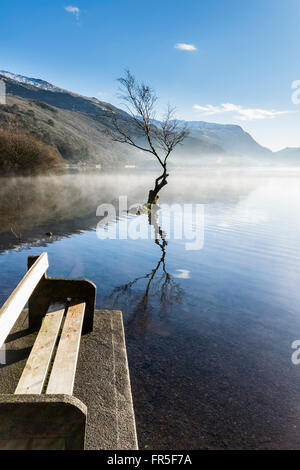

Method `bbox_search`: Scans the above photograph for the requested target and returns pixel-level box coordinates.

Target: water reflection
[1,170,297,253]
[1,170,300,448]
[108,206,184,335]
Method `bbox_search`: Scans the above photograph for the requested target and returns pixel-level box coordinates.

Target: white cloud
[64,5,80,18]
[193,103,292,121]
[174,43,197,51]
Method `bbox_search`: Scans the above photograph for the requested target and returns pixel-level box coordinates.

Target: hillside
[0,125,63,175]
[0,71,298,168]
[0,72,145,169]
[274,147,300,165]
[0,94,142,169]
[176,121,272,157]
[0,70,123,116]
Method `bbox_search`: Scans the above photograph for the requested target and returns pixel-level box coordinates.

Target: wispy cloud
[174,43,197,51]
[64,5,80,19]
[193,103,292,121]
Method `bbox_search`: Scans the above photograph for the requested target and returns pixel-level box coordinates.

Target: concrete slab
[0,309,138,450]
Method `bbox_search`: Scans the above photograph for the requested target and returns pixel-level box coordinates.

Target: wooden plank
[15,306,65,395]
[46,301,85,395]
[0,253,49,349]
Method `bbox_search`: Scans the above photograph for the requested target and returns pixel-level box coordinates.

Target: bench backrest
[0,252,48,349]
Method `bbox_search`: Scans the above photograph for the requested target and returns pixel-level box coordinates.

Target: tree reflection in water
[108,205,184,334]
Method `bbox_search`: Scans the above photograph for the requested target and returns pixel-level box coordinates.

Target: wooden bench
[0,252,96,450]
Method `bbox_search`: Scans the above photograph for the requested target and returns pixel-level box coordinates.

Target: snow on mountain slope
[0,70,65,93]
[0,70,124,116]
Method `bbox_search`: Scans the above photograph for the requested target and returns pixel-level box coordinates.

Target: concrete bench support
[0,395,87,450]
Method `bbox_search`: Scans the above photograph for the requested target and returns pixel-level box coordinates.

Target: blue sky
[0,0,300,150]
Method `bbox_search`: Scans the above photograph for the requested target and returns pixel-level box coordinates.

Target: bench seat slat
[15,307,65,395]
[46,301,85,396]
[0,252,49,349]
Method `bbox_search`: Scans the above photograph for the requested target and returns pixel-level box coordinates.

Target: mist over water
[1,168,300,449]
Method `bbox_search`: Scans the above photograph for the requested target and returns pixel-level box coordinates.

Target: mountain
[176,120,272,157]
[0,71,141,169]
[0,70,65,93]
[0,70,299,168]
[273,147,300,165]
[0,71,123,116]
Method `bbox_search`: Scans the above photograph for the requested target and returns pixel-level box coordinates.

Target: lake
[0,169,300,449]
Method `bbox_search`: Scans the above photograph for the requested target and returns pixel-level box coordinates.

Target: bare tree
[108,70,189,205]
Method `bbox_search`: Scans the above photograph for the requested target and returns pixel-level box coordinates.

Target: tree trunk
[147,167,168,205]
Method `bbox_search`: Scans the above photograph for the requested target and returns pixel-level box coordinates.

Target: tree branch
[108,70,189,187]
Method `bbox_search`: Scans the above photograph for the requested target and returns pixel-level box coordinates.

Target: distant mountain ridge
[175,120,272,158]
[0,70,65,93]
[274,147,300,165]
[0,71,122,116]
[0,70,299,167]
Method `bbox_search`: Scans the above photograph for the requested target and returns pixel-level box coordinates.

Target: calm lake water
[0,169,300,449]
